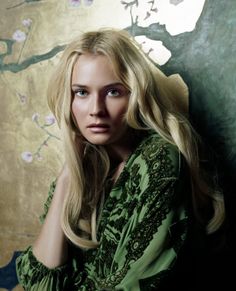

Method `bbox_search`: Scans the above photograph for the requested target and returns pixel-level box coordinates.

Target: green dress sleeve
[16,133,189,290]
[16,246,83,290]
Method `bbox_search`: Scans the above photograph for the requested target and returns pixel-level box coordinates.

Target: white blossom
[12,30,26,42]
[135,36,171,65]
[21,151,33,163]
[84,0,93,6]
[69,0,81,7]
[45,114,55,125]
[22,18,32,27]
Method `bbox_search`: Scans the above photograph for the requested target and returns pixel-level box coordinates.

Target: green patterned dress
[16,132,189,290]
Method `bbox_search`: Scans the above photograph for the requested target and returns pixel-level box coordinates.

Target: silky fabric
[16,132,189,290]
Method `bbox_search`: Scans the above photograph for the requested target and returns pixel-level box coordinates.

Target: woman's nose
[89,95,106,117]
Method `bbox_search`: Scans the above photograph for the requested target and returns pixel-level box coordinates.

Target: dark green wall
[127,0,236,226]
[164,0,236,238]
[128,0,236,174]
[127,1,236,288]
[164,0,236,173]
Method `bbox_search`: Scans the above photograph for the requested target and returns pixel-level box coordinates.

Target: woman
[16,28,225,290]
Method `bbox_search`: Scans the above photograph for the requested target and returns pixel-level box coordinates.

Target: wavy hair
[47,28,225,249]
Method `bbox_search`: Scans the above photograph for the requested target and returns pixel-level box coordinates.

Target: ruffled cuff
[16,246,82,290]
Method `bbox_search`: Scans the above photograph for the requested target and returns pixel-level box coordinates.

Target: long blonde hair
[47,28,225,249]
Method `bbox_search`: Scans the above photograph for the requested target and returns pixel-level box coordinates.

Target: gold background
[0,1,130,289]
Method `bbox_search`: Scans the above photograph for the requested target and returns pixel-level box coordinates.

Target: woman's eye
[107,89,120,97]
[75,89,88,97]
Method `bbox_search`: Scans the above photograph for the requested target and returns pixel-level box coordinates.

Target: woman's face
[71,53,130,148]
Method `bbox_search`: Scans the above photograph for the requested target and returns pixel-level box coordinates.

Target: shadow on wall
[164,0,236,243]
[127,0,236,288]
[166,0,236,287]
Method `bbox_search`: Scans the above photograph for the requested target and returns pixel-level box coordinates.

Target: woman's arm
[32,165,69,269]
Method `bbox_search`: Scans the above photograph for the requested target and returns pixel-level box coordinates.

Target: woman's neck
[106,145,132,164]
[105,129,143,163]
[106,130,144,184]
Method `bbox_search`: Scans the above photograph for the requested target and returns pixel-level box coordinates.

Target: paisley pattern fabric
[16,132,189,290]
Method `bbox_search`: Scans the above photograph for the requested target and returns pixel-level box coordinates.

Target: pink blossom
[22,18,32,27]
[45,114,55,125]
[69,0,81,7]
[12,30,26,42]
[21,151,33,163]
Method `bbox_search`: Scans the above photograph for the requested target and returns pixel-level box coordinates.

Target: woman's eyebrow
[103,82,125,90]
[71,82,124,89]
[71,84,88,89]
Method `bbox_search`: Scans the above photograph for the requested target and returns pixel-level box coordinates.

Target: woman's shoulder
[131,131,181,178]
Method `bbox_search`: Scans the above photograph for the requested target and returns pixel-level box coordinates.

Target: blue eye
[107,89,120,97]
[75,89,88,97]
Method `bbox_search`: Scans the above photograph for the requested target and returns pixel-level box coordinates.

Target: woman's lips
[87,124,110,133]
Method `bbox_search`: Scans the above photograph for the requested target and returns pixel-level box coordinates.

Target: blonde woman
[16,28,225,290]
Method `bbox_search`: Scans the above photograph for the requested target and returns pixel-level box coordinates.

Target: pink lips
[87,123,109,133]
